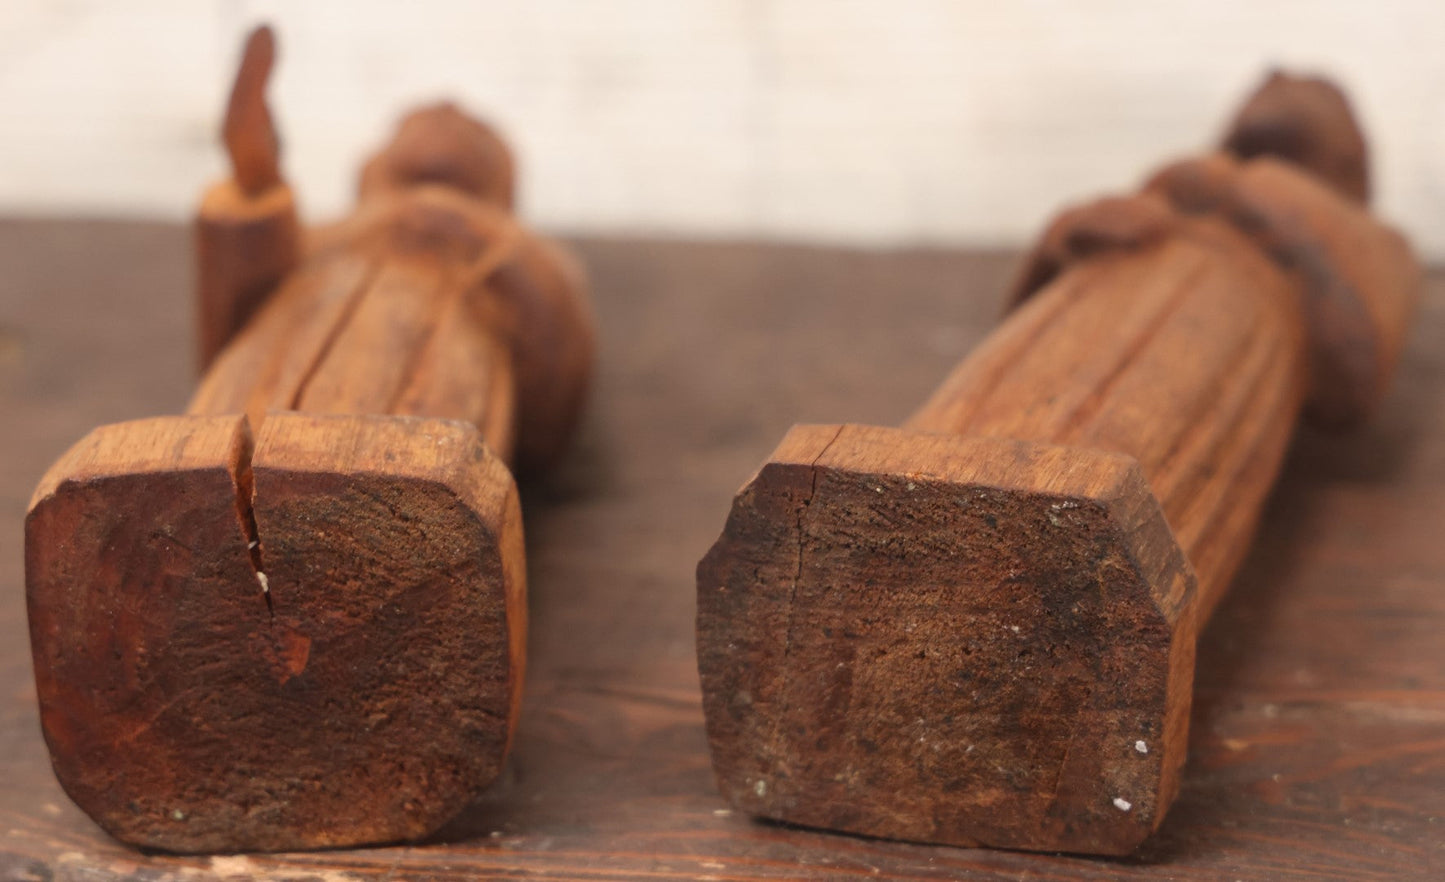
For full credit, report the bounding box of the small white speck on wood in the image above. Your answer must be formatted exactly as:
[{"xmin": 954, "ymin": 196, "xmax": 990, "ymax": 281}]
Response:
[
  {"xmin": 1113, "ymin": 797, "xmax": 1132, "ymax": 811},
  {"xmin": 1135, "ymin": 739, "xmax": 1149, "ymax": 754},
  {"xmin": 255, "ymin": 571, "xmax": 270, "ymax": 593}
]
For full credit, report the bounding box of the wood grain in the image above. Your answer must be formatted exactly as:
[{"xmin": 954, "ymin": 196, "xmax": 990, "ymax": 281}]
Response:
[
  {"xmin": 25, "ymin": 188, "xmax": 552, "ymax": 853},
  {"xmin": 936, "ymin": 218, "xmax": 1307, "ymax": 616},
  {"xmin": 194, "ymin": 26, "xmax": 298, "ymax": 370},
  {"xmin": 22, "ymin": 31, "xmax": 592, "ymax": 851},
  {"xmin": 1144, "ymin": 155, "xmax": 1421, "ymax": 429},
  {"xmin": 697, "ymin": 114, "xmax": 1420, "ymax": 850},
  {"xmin": 2, "ymin": 222, "xmax": 1442, "ymax": 878},
  {"xmin": 698, "ymin": 424, "xmax": 1197, "ymax": 854},
  {"xmin": 194, "ymin": 180, "xmax": 299, "ymax": 370},
  {"xmin": 25, "ymin": 413, "xmax": 523, "ymax": 853}
]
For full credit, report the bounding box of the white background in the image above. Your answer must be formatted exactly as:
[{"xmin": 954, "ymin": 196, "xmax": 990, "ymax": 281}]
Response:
[{"xmin": 2, "ymin": 1, "xmax": 1442, "ymax": 257}]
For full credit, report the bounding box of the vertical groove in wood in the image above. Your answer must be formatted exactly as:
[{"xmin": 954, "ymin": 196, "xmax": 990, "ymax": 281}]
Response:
[
  {"xmin": 1173, "ymin": 336, "xmax": 1304, "ymax": 619},
  {"xmin": 294, "ymin": 262, "xmax": 450, "ymax": 415},
  {"xmin": 907, "ymin": 246, "xmax": 1204, "ymax": 439},
  {"xmin": 187, "ymin": 210, "xmax": 520, "ymax": 464},
  {"xmin": 187, "ymin": 253, "xmax": 372, "ymax": 424},
  {"xmin": 389, "ymin": 261, "xmax": 520, "ymax": 465},
  {"xmin": 908, "ymin": 227, "xmax": 1308, "ymax": 619}
]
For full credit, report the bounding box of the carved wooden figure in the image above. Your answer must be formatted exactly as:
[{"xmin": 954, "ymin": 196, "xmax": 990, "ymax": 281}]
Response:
[
  {"xmin": 26, "ymin": 27, "xmax": 593, "ymax": 853},
  {"xmin": 697, "ymin": 73, "xmax": 1419, "ymax": 855}
]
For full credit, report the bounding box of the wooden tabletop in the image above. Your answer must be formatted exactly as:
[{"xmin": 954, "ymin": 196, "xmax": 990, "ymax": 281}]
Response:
[{"xmin": 2, "ymin": 219, "xmax": 1442, "ymax": 880}]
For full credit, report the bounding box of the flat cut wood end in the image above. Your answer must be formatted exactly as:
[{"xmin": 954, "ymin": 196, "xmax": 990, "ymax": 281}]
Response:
[
  {"xmin": 696, "ymin": 424, "xmax": 1198, "ymax": 854},
  {"xmin": 26, "ymin": 412, "xmax": 524, "ymax": 852},
  {"xmin": 199, "ymin": 178, "xmax": 297, "ymax": 221}
]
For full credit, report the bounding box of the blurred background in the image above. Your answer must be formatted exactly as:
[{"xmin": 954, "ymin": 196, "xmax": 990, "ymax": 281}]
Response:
[{"xmin": 1, "ymin": 0, "xmax": 1443, "ymax": 257}]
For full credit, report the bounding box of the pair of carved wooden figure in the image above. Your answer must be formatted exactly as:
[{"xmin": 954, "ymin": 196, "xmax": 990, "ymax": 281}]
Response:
[{"xmin": 26, "ymin": 27, "xmax": 1420, "ymax": 856}]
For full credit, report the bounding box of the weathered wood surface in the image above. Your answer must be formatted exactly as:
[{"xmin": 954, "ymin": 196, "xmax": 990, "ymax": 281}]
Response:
[
  {"xmin": 25, "ymin": 412, "xmax": 524, "ymax": 854},
  {"xmin": 696, "ymin": 176, "xmax": 1419, "ymax": 853},
  {"xmin": 698, "ymin": 74, "xmax": 1422, "ymax": 855},
  {"xmin": 194, "ymin": 26, "xmax": 297, "ymax": 371},
  {"xmin": 21, "ymin": 24, "xmax": 597, "ymax": 852},
  {"xmin": 3, "ymin": 220, "xmax": 1443, "ymax": 878}
]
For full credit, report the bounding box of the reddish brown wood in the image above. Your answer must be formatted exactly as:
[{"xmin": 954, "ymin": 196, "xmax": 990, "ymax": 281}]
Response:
[
  {"xmin": 1143, "ymin": 154, "xmax": 1419, "ymax": 429},
  {"xmin": 919, "ymin": 212, "xmax": 1310, "ymax": 623},
  {"xmin": 358, "ymin": 103, "xmax": 516, "ymax": 210},
  {"xmin": 1221, "ymin": 69, "xmax": 1370, "ymax": 204},
  {"xmin": 26, "ymin": 414, "xmax": 524, "ymax": 853},
  {"xmin": 221, "ymin": 26, "xmax": 283, "ymax": 196},
  {"xmin": 698, "ymin": 76, "xmax": 1421, "ymax": 855},
  {"xmin": 24, "ymin": 28, "xmax": 590, "ymax": 853},
  {"xmin": 1006, "ymin": 70, "xmax": 1374, "ymax": 317},
  {"xmin": 195, "ymin": 26, "xmax": 300, "ymax": 370},
  {"xmin": 195, "ymin": 182, "xmax": 300, "ymax": 371},
  {"xmin": 2, "ymin": 224, "xmax": 1442, "ymax": 879}
]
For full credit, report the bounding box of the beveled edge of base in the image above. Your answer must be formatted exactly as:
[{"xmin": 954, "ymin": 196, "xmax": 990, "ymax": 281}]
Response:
[
  {"xmin": 699, "ymin": 423, "xmax": 1199, "ymax": 855},
  {"xmin": 25, "ymin": 411, "xmax": 526, "ymax": 853}
]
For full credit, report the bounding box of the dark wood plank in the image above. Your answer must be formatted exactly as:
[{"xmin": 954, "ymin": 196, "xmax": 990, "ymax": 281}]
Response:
[{"xmin": 1, "ymin": 218, "xmax": 1442, "ymax": 879}]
